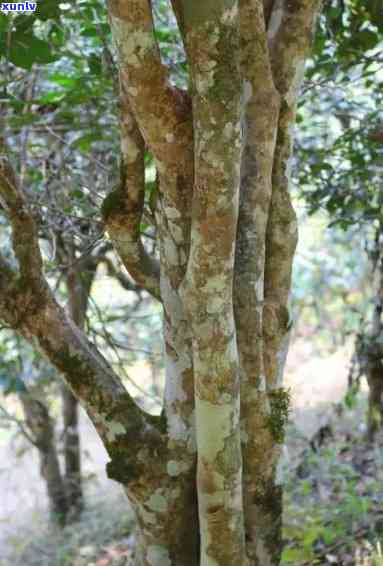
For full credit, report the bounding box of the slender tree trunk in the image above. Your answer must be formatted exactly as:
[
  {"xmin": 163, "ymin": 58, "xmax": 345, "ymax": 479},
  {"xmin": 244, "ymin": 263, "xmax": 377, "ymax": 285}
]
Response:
[
  {"xmin": 180, "ymin": 5, "xmax": 249, "ymax": 563},
  {"xmin": 62, "ymin": 252, "xmax": 97, "ymax": 518},
  {"xmin": 20, "ymin": 393, "xmax": 68, "ymax": 525},
  {"xmin": 103, "ymin": 74, "xmax": 199, "ymax": 563},
  {"xmin": 61, "ymin": 385, "xmax": 83, "ymax": 517},
  {"xmin": 367, "ymin": 371, "xmax": 383, "ymax": 441},
  {"xmin": 366, "ymin": 234, "xmax": 383, "ymax": 441}
]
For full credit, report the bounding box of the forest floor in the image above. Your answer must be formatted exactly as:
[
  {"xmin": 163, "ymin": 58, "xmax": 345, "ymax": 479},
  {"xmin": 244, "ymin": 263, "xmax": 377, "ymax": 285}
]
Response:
[
  {"xmin": 283, "ymin": 394, "xmax": 383, "ymax": 565},
  {"xmin": 2, "ymin": 340, "xmax": 382, "ymax": 565}
]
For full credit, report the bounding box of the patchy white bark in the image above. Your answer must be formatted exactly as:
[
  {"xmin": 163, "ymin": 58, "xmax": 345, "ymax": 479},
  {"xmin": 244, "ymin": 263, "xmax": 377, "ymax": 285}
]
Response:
[
  {"xmin": 180, "ymin": 3, "xmax": 249, "ymax": 564},
  {"xmin": 0, "ymin": 1, "xmax": 323, "ymax": 563}
]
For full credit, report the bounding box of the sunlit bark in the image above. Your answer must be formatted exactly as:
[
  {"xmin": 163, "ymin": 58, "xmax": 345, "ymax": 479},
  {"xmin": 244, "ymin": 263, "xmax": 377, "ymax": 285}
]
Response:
[{"xmin": 0, "ymin": 0, "xmax": 322, "ymax": 563}]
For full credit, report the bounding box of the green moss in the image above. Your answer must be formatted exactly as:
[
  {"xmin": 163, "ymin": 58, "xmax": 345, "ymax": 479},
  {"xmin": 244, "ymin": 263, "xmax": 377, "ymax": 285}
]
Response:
[
  {"xmin": 101, "ymin": 186, "xmax": 125, "ymax": 221},
  {"xmin": 266, "ymin": 388, "xmax": 291, "ymax": 444},
  {"xmin": 106, "ymin": 450, "xmax": 140, "ymax": 484},
  {"xmin": 55, "ymin": 346, "xmax": 91, "ymax": 386},
  {"xmin": 251, "ymin": 482, "xmax": 283, "ymax": 561}
]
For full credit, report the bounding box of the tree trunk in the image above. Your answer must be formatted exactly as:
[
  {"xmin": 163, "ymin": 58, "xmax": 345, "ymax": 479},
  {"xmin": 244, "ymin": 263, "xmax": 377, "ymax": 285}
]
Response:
[
  {"xmin": 61, "ymin": 250, "xmax": 97, "ymax": 518},
  {"xmin": 367, "ymin": 368, "xmax": 383, "ymax": 441},
  {"xmin": 0, "ymin": 1, "xmax": 322, "ymax": 563},
  {"xmin": 61, "ymin": 385, "xmax": 83, "ymax": 517},
  {"xmin": 124, "ymin": 478, "xmax": 199, "ymax": 566},
  {"xmin": 20, "ymin": 393, "xmax": 68, "ymax": 525},
  {"xmin": 365, "ymin": 233, "xmax": 383, "ymax": 441}
]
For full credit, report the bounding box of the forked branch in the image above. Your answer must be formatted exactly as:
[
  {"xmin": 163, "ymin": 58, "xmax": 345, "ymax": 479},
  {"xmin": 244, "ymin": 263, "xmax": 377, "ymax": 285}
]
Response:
[{"xmin": 102, "ymin": 90, "xmax": 161, "ymax": 300}]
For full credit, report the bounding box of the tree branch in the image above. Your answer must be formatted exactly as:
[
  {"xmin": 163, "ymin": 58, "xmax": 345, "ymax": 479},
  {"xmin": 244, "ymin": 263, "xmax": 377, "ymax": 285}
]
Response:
[
  {"xmin": 0, "ymin": 254, "xmax": 20, "ymax": 327},
  {"xmin": 0, "ymin": 137, "xmax": 43, "ymax": 284},
  {"xmin": 102, "ymin": 92, "xmax": 161, "ymax": 300},
  {"xmin": 263, "ymin": 0, "xmax": 275, "ymax": 25},
  {"xmin": 98, "ymin": 254, "xmax": 141, "ymax": 293},
  {"xmin": 235, "ymin": 3, "xmax": 282, "ymax": 560},
  {"xmin": 264, "ymin": 0, "xmax": 321, "ymax": 389},
  {"xmin": 0, "ymin": 138, "xmax": 164, "ymax": 455},
  {"xmin": 170, "ymin": 0, "xmax": 187, "ymax": 44},
  {"xmin": 106, "ymin": 0, "xmax": 193, "ymax": 173},
  {"xmin": 181, "ymin": 4, "xmax": 248, "ymax": 563},
  {"xmin": 269, "ymin": 0, "xmax": 321, "ymax": 96}
]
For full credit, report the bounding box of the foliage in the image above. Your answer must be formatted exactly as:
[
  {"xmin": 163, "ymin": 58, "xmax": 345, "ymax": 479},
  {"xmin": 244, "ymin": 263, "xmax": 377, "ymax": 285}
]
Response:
[
  {"xmin": 296, "ymin": 0, "xmax": 383, "ymax": 231},
  {"xmin": 0, "ymin": 332, "xmax": 56, "ymax": 396},
  {"xmin": 291, "ymin": 0, "xmax": 383, "ymax": 360},
  {"xmin": 0, "ymin": 0, "xmax": 381, "ymax": 561},
  {"xmin": 283, "ymin": 396, "xmax": 383, "ymax": 565}
]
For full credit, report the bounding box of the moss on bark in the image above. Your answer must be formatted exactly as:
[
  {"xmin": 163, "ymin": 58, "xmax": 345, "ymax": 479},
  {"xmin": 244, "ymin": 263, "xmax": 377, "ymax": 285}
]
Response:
[{"xmin": 266, "ymin": 387, "xmax": 290, "ymax": 444}]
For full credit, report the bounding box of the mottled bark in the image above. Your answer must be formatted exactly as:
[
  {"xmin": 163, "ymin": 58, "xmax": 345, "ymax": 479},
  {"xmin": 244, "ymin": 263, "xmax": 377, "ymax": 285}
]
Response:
[
  {"xmin": 20, "ymin": 392, "xmax": 68, "ymax": 524},
  {"xmin": 0, "ymin": 135, "xmax": 165, "ymax": 475},
  {"xmin": 180, "ymin": 3, "xmax": 248, "ymax": 564},
  {"xmin": 232, "ymin": 1, "xmax": 320, "ymax": 563},
  {"xmin": 102, "ymin": 92, "xmax": 160, "ymax": 300},
  {"xmin": 0, "ymin": 0, "xmax": 323, "ymax": 563},
  {"xmin": 236, "ymin": 2, "xmax": 281, "ymax": 563},
  {"xmin": 107, "ymin": 0, "xmax": 192, "ymax": 173},
  {"xmin": 104, "ymin": 3, "xmax": 199, "ymax": 563}
]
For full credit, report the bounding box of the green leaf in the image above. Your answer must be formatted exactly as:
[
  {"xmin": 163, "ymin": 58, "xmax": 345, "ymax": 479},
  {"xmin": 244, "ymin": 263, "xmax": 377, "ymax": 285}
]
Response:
[
  {"xmin": 49, "ymin": 74, "xmax": 77, "ymax": 88},
  {"xmin": 282, "ymin": 547, "xmax": 306, "ymax": 563},
  {"xmin": 357, "ymin": 30, "xmax": 379, "ymax": 51},
  {"xmin": 6, "ymin": 32, "xmax": 57, "ymax": 69},
  {"xmin": 8, "ymin": 112, "xmax": 39, "ymax": 128},
  {"xmin": 0, "ymin": 14, "xmax": 9, "ymax": 33},
  {"xmin": 72, "ymin": 132, "xmax": 101, "ymax": 152},
  {"xmin": 88, "ymin": 53, "xmax": 102, "ymax": 75}
]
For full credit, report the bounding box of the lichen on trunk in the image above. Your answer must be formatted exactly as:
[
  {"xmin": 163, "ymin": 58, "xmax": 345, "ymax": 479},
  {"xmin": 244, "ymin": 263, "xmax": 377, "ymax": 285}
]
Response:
[{"xmin": 0, "ymin": 1, "xmax": 323, "ymax": 563}]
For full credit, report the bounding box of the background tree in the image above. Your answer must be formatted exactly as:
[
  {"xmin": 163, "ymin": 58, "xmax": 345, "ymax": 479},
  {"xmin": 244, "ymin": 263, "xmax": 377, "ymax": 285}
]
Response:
[
  {"xmin": 297, "ymin": 0, "xmax": 383, "ymax": 440},
  {"xmin": 0, "ymin": 333, "xmax": 69, "ymax": 523}
]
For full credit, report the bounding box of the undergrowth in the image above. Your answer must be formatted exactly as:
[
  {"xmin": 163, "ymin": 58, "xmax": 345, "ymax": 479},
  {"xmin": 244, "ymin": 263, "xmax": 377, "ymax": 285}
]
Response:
[
  {"xmin": 282, "ymin": 395, "xmax": 383, "ymax": 565},
  {"xmin": 3, "ymin": 393, "xmax": 383, "ymax": 565},
  {"xmin": 2, "ymin": 483, "xmax": 134, "ymax": 566}
]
